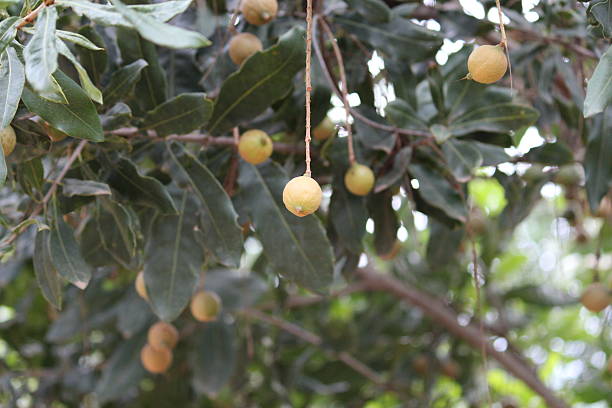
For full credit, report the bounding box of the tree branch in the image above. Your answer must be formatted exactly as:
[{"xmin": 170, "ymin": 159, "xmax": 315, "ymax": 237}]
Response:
[
  {"xmin": 241, "ymin": 308, "xmax": 403, "ymax": 394},
  {"xmin": 355, "ymin": 266, "xmax": 569, "ymax": 408}
]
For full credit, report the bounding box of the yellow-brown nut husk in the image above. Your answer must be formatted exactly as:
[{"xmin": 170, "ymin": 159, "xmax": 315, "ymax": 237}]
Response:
[
  {"xmin": 135, "ymin": 271, "xmax": 148, "ymax": 301},
  {"xmin": 580, "ymin": 282, "xmax": 611, "ymax": 312},
  {"xmin": 140, "ymin": 344, "xmax": 173, "ymax": 374},
  {"xmin": 313, "ymin": 116, "xmax": 336, "ymax": 141},
  {"xmin": 147, "ymin": 322, "xmax": 179, "ymax": 350},
  {"xmin": 1, "ymin": 125, "xmax": 16, "ymax": 157},
  {"xmin": 344, "ymin": 163, "xmax": 375, "ymax": 196},
  {"xmin": 282, "ymin": 175, "xmax": 322, "ymax": 217},
  {"xmin": 228, "ymin": 32, "xmax": 263, "ymax": 65},
  {"xmin": 190, "ymin": 291, "xmax": 222, "ymax": 322},
  {"xmin": 467, "ymin": 44, "xmax": 508, "ymax": 84},
  {"xmin": 238, "ymin": 129, "xmax": 273, "ymax": 165},
  {"xmin": 240, "ymin": 0, "xmax": 278, "ymax": 25}
]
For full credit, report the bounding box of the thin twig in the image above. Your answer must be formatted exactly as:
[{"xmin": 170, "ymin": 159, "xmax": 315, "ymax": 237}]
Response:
[
  {"xmin": 16, "ymin": 0, "xmax": 54, "ymax": 30},
  {"xmin": 494, "ymin": 0, "xmax": 513, "ymax": 92},
  {"xmin": 311, "ymin": 16, "xmax": 431, "ymax": 139},
  {"xmin": 356, "ymin": 267, "xmax": 569, "ymax": 408},
  {"xmin": 319, "ymin": 18, "xmax": 355, "ymax": 165},
  {"xmin": 304, "ymin": 0, "xmax": 313, "ymax": 177},
  {"xmin": 242, "ymin": 309, "xmax": 396, "ymax": 390}
]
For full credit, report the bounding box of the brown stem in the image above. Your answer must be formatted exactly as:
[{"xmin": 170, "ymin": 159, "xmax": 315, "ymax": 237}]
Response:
[
  {"xmin": 355, "ymin": 267, "xmax": 569, "ymax": 408},
  {"xmin": 242, "ymin": 309, "xmax": 397, "ymax": 391},
  {"xmin": 16, "ymin": 0, "xmax": 54, "ymax": 30},
  {"xmin": 312, "ymin": 16, "xmax": 431, "ymax": 139},
  {"xmin": 319, "ymin": 18, "xmax": 355, "ymax": 165},
  {"xmin": 304, "ymin": 0, "xmax": 314, "ymax": 177}
]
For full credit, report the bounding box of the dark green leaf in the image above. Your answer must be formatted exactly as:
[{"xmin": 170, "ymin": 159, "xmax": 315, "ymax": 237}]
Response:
[
  {"xmin": 57, "ymin": 39, "xmax": 103, "ymax": 104},
  {"xmin": 334, "ymin": 14, "xmax": 442, "ymax": 62},
  {"xmin": 116, "ymin": 291, "xmax": 154, "ymax": 338},
  {"xmin": 441, "ymin": 139, "xmax": 483, "ymax": 182},
  {"xmin": 77, "ymin": 25, "xmax": 107, "ymax": 86},
  {"xmin": 584, "ymin": 44, "xmax": 611, "ymax": 118},
  {"xmin": 103, "ymin": 59, "xmax": 148, "ymax": 107},
  {"xmin": 345, "ymin": 0, "xmax": 391, "ymax": 23},
  {"xmin": 330, "ymin": 179, "xmax": 368, "ymax": 254},
  {"xmin": 144, "ymin": 193, "xmax": 204, "ymax": 321},
  {"xmin": 0, "ymin": 47, "xmax": 25, "ymax": 128},
  {"xmin": 525, "ymin": 142, "xmax": 574, "ymax": 166},
  {"xmin": 208, "ymin": 27, "xmax": 305, "ymax": 134},
  {"xmin": 587, "ymin": 0, "xmax": 611, "ymax": 39},
  {"xmin": 204, "ymin": 269, "xmax": 267, "ymax": 311},
  {"xmin": 189, "ymin": 321, "xmax": 236, "ymax": 395},
  {"xmin": 48, "ymin": 201, "xmax": 92, "ymax": 289},
  {"xmin": 368, "ymin": 190, "xmax": 399, "ymax": 256},
  {"xmin": 409, "ymin": 162, "xmax": 467, "ymax": 222},
  {"xmin": 237, "ymin": 162, "xmax": 334, "ymax": 292},
  {"xmin": 168, "ymin": 144, "xmax": 242, "ymax": 268},
  {"xmin": 62, "ymin": 178, "xmax": 112, "ymax": 197},
  {"xmin": 470, "ymin": 141, "xmax": 510, "ymax": 166},
  {"xmin": 111, "ymin": 0, "xmax": 210, "ymax": 49},
  {"xmin": 21, "ymin": 71, "xmax": 104, "ymax": 142},
  {"xmin": 96, "ymin": 334, "xmax": 146, "ymax": 403},
  {"xmin": 116, "ymin": 28, "xmax": 167, "ymax": 111},
  {"xmin": 385, "ymin": 98, "xmax": 428, "ymax": 131},
  {"xmin": 426, "ymin": 220, "xmax": 464, "ymax": 268},
  {"xmin": 101, "ymin": 102, "xmax": 132, "ymax": 130},
  {"xmin": 375, "ymin": 146, "xmax": 412, "ymax": 193},
  {"xmin": 450, "ymin": 103, "xmax": 539, "ymax": 136},
  {"xmin": 16, "ymin": 157, "xmax": 44, "ymax": 198},
  {"xmin": 107, "ymin": 158, "xmax": 176, "ymax": 213},
  {"xmin": 144, "ymin": 93, "xmax": 213, "ymax": 137},
  {"xmin": 33, "ymin": 229, "xmax": 63, "ymax": 309},
  {"xmin": 354, "ymin": 106, "xmax": 395, "ymax": 153},
  {"xmin": 584, "ymin": 108, "xmax": 612, "ymax": 211}
]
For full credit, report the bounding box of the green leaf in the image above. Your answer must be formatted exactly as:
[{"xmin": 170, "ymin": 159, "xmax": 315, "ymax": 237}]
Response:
[
  {"xmin": 56, "ymin": 29, "xmax": 103, "ymax": 50},
  {"xmin": 95, "ymin": 334, "xmax": 146, "ymax": 403},
  {"xmin": 587, "ymin": 0, "xmax": 611, "ymax": 39},
  {"xmin": 330, "ymin": 179, "xmax": 368, "ymax": 254},
  {"xmin": 430, "ymin": 124, "xmax": 451, "ymax": 143},
  {"xmin": 168, "ymin": 144, "xmax": 243, "ymax": 268},
  {"xmin": 584, "ymin": 45, "xmax": 612, "ymax": 118},
  {"xmin": 0, "ymin": 17, "xmax": 19, "ymax": 57},
  {"xmin": 385, "ymin": 98, "xmax": 428, "ymax": 131},
  {"xmin": 24, "ymin": 7, "xmax": 63, "ymax": 98},
  {"xmin": 334, "ymin": 14, "xmax": 443, "ymax": 62},
  {"xmin": 76, "ymin": 25, "xmax": 107, "ymax": 86},
  {"xmin": 441, "ymin": 139, "xmax": 483, "ymax": 182},
  {"xmin": 144, "ymin": 193, "xmax": 204, "ymax": 321},
  {"xmin": 21, "ymin": 71, "xmax": 104, "ymax": 141},
  {"xmin": 102, "ymin": 59, "xmax": 148, "ymax": 107},
  {"xmin": 0, "ymin": 47, "xmax": 25, "ymax": 129},
  {"xmin": 237, "ymin": 162, "xmax": 334, "ymax": 293},
  {"xmin": 584, "ymin": 108, "xmax": 612, "ymax": 211},
  {"xmin": 345, "ymin": 0, "xmax": 391, "ymax": 23},
  {"xmin": 449, "ymin": 103, "xmax": 539, "ymax": 136},
  {"xmin": 107, "ymin": 158, "xmax": 176, "ymax": 214},
  {"xmin": 33, "ymin": 229, "xmax": 63, "ymax": 309},
  {"xmin": 368, "ymin": 190, "xmax": 400, "ymax": 256},
  {"xmin": 144, "ymin": 93, "xmax": 213, "ymax": 137},
  {"xmin": 426, "ymin": 219, "xmax": 464, "ymax": 268},
  {"xmin": 110, "ymin": 0, "xmax": 210, "ymax": 49},
  {"xmin": 116, "ymin": 28, "xmax": 167, "ymax": 111},
  {"xmin": 189, "ymin": 321, "xmax": 236, "ymax": 395},
  {"xmin": 204, "ymin": 269, "xmax": 267, "ymax": 311},
  {"xmin": 525, "ymin": 142, "xmax": 574, "ymax": 166},
  {"xmin": 57, "ymin": 39, "xmax": 103, "ymax": 104},
  {"xmin": 62, "ymin": 178, "xmax": 111, "ymax": 197},
  {"xmin": 57, "ymin": 0, "xmax": 193, "ymax": 28},
  {"xmin": 471, "ymin": 141, "xmax": 510, "ymax": 166},
  {"xmin": 16, "ymin": 157, "xmax": 44, "ymax": 198},
  {"xmin": 101, "ymin": 102, "xmax": 132, "ymax": 130},
  {"xmin": 48, "ymin": 201, "xmax": 92, "ymax": 289},
  {"xmin": 208, "ymin": 27, "xmax": 305, "ymax": 134},
  {"xmin": 374, "ymin": 146, "xmax": 412, "ymax": 193},
  {"xmin": 409, "ymin": 162, "xmax": 467, "ymax": 222}
]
